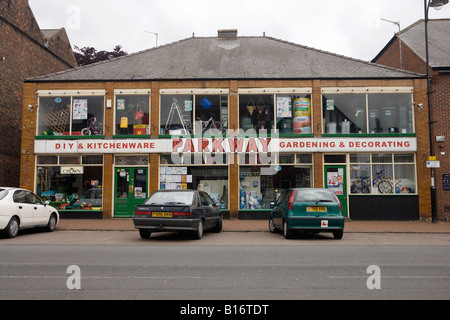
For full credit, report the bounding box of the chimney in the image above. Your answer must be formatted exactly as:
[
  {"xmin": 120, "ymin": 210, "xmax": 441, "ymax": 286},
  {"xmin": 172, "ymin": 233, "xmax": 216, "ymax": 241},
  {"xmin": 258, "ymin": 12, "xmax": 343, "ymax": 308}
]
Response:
[{"xmin": 218, "ymin": 29, "xmax": 238, "ymax": 39}]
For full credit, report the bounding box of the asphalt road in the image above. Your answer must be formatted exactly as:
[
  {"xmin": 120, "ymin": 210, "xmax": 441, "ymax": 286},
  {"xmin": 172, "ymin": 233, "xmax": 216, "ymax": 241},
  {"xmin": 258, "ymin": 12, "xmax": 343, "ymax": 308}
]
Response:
[{"xmin": 1, "ymin": 231, "xmax": 449, "ymax": 301}]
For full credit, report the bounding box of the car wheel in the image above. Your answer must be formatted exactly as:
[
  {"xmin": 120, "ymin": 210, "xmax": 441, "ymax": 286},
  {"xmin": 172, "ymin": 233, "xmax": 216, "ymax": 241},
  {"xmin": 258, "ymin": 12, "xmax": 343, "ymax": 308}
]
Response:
[
  {"xmin": 46, "ymin": 214, "xmax": 57, "ymax": 232},
  {"xmin": 333, "ymin": 229, "xmax": 344, "ymax": 240},
  {"xmin": 6, "ymin": 217, "xmax": 19, "ymax": 238},
  {"xmin": 283, "ymin": 220, "xmax": 294, "ymax": 239},
  {"xmin": 139, "ymin": 229, "xmax": 152, "ymax": 239},
  {"xmin": 212, "ymin": 216, "xmax": 222, "ymax": 233},
  {"xmin": 193, "ymin": 220, "xmax": 204, "ymax": 239},
  {"xmin": 269, "ymin": 218, "xmax": 277, "ymax": 233}
]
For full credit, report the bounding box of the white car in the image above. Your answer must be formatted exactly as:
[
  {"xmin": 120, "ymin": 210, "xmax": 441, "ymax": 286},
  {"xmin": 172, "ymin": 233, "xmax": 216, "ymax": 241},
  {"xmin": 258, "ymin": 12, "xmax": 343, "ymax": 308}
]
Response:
[{"xmin": 0, "ymin": 188, "xmax": 59, "ymax": 238}]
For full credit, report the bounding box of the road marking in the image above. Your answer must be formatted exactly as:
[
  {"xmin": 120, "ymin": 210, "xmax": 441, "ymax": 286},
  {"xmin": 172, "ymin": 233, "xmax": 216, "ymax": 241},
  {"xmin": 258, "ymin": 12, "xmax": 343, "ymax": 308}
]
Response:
[
  {"xmin": 329, "ymin": 276, "xmax": 450, "ymax": 279},
  {"xmin": 0, "ymin": 276, "xmax": 202, "ymax": 279}
]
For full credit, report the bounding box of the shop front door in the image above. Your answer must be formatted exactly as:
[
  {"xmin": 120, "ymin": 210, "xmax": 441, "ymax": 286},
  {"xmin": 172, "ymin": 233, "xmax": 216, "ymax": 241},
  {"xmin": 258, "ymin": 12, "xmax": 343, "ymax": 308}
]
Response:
[
  {"xmin": 324, "ymin": 165, "xmax": 348, "ymax": 217},
  {"xmin": 114, "ymin": 167, "xmax": 148, "ymax": 217}
]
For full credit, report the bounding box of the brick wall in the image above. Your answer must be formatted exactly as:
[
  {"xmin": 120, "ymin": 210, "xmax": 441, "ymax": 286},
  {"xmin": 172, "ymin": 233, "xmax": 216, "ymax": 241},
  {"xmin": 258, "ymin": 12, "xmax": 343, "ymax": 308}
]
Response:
[
  {"xmin": 374, "ymin": 37, "xmax": 450, "ymax": 221},
  {"xmin": 432, "ymin": 72, "xmax": 450, "ymax": 220},
  {"xmin": 0, "ymin": 0, "xmax": 77, "ymax": 187}
]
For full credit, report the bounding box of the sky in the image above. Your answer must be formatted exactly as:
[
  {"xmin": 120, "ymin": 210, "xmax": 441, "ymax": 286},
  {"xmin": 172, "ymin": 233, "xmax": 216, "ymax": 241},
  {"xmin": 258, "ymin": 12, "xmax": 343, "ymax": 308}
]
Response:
[{"xmin": 29, "ymin": 0, "xmax": 450, "ymax": 62}]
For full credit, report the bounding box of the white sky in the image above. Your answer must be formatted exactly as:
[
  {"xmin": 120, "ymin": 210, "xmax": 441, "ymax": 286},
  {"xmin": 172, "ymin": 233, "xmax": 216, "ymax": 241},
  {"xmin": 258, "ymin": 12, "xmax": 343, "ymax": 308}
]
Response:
[{"xmin": 29, "ymin": 0, "xmax": 450, "ymax": 61}]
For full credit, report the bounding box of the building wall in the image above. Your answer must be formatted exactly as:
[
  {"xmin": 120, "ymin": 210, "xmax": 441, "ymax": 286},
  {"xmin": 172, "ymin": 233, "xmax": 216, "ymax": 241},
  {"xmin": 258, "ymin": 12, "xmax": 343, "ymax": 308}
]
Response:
[
  {"xmin": 22, "ymin": 78, "xmax": 431, "ymax": 220},
  {"xmin": 432, "ymin": 71, "xmax": 450, "ymax": 220},
  {"xmin": 0, "ymin": 0, "xmax": 77, "ymax": 187},
  {"xmin": 374, "ymin": 37, "xmax": 450, "ymax": 221}
]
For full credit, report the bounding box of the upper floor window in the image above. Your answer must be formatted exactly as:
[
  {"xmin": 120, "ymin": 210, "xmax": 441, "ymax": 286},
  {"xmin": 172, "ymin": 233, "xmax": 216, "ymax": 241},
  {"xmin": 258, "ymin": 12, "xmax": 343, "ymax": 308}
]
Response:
[
  {"xmin": 238, "ymin": 90, "xmax": 312, "ymax": 135},
  {"xmin": 160, "ymin": 90, "xmax": 229, "ymax": 136},
  {"xmin": 115, "ymin": 93, "xmax": 150, "ymax": 136},
  {"xmin": 37, "ymin": 91, "xmax": 105, "ymax": 137},
  {"xmin": 322, "ymin": 89, "xmax": 414, "ymax": 135}
]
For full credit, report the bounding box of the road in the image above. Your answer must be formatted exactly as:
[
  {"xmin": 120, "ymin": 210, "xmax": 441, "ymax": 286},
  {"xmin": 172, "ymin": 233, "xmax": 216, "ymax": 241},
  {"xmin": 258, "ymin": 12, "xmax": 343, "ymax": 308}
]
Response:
[{"xmin": 0, "ymin": 230, "xmax": 449, "ymax": 301}]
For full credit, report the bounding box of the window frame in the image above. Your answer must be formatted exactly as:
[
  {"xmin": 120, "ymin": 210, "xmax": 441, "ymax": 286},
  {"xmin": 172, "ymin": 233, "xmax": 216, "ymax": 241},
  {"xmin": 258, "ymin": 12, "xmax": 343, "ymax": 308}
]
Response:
[
  {"xmin": 37, "ymin": 90, "xmax": 106, "ymax": 137},
  {"xmin": 113, "ymin": 89, "xmax": 151, "ymax": 137},
  {"xmin": 237, "ymin": 88, "xmax": 313, "ymax": 136},
  {"xmin": 321, "ymin": 87, "xmax": 415, "ymax": 136}
]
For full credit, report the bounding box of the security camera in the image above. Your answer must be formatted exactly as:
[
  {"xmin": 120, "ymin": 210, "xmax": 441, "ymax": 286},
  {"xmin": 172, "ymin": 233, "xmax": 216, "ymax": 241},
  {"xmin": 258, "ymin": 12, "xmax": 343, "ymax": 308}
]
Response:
[
  {"xmin": 27, "ymin": 105, "xmax": 34, "ymax": 111},
  {"xmin": 417, "ymin": 103, "xmax": 423, "ymax": 111}
]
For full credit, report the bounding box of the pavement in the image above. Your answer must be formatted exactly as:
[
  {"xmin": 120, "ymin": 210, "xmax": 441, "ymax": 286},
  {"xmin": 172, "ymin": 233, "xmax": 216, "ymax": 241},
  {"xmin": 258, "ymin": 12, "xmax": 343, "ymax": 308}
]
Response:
[{"xmin": 57, "ymin": 218, "xmax": 450, "ymax": 233}]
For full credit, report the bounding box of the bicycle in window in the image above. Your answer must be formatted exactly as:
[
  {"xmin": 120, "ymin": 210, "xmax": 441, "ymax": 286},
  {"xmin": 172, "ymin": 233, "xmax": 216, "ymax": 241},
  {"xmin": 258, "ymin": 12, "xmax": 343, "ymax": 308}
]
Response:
[{"xmin": 351, "ymin": 170, "xmax": 393, "ymax": 194}]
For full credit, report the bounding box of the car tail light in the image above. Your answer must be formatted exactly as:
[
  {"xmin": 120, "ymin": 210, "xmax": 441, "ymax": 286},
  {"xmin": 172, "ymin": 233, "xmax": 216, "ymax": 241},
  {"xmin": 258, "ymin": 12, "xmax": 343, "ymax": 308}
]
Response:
[
  {"xmin": 288, "ymin": 191, "xmax": 295, "ymax": 210},
  {"xmin": 173, "ymin": 212, "xmax": 193, "ymax": 217},
  {"xmin": 135, "ymin": 210, "xmax": 152, "ymax": 216},
  {"xmin": 331, "ymin": 192, "xmax": 342, "ymax": 210}
]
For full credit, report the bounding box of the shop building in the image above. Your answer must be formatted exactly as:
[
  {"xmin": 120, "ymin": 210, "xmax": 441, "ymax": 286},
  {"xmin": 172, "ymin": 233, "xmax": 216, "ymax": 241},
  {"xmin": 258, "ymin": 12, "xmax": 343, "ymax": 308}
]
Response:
[
  {"xmin": 373, "ymin": 19, "xmax": 450, "ymax": 221},
  {"xmin": 21, "ymin": 30, "xmax": 433, "ymax": 220}
]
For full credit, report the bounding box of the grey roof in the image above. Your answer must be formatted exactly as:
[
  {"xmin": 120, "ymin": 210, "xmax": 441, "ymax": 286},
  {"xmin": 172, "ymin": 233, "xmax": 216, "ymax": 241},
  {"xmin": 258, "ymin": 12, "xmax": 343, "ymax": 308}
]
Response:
[
  {"xmin": 29, "ymin": 36, "xmax": 423, "ymax": 82},
  {"xmin": 397, "ymin": 19, "xmax": 450, "ymax": 68}
]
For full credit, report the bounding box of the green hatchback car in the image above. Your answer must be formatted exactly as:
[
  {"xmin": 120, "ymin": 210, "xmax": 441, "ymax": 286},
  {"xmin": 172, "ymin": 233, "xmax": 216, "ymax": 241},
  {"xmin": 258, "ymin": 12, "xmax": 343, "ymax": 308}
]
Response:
[{"xmin": 269, "ymin": 188, "xmax": 345, "ymax": 239}]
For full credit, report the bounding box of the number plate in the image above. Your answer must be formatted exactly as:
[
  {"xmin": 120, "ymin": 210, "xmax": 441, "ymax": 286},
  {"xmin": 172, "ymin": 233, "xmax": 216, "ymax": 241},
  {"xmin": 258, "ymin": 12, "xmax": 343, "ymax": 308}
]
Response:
[
  {"xmin": 152, "ymin": 212, "xmax": 173, "ymax": 218},
  {"xmin": 306, "ymin": 207, "xmax": 327, "ymax": 212}
]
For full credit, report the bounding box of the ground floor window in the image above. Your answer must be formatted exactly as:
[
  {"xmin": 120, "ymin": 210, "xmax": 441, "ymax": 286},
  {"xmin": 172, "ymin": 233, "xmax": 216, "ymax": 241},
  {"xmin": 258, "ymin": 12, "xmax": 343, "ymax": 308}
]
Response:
[
  {"xmin": 349, "ymin": 153, "xmax": 416, "ymax": 194},
  {"xmin": 36, "ymin": 155, "xmax": 103, "ymax": 211},
  {"xmin": 160, "ymin": 155, "xmax": 229, "ymax": 209},
  {"xmin": 239, "ymin": 153, "xmax": 313, "ymax": 209}
]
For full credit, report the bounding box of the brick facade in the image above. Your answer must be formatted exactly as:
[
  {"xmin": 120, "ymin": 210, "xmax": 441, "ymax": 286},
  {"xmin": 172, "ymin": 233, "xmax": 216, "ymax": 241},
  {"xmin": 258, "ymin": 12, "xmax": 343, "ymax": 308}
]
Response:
[
  {"xmin": 21, "ymin": 78, "xmax": 432, "ymax": 220},
  {"xmin": 374, "ymin": 37, "xmax": 450, "ymax": 221},
  {"xmin": 0, "ymin": 0, "xmax": 77, "ymax": 187}
]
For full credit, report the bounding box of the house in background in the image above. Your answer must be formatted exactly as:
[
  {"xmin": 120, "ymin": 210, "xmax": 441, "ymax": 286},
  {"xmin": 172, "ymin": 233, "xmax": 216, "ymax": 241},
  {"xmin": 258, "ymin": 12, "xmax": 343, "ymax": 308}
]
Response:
[
  {"xmin": 0, "ymin": 0, "xmax": 77, "ymax": 187},
  {"xmin": 373, "ymin": 19, "xmax": 450, "ymax": 221}
]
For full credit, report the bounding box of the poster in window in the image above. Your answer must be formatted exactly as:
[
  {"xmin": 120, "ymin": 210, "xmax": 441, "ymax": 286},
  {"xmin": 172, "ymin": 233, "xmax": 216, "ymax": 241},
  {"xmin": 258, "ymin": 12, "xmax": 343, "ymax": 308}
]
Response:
[
  {"xmin": 185, "ymin": 100, "xmax": 193, "ymax": 111},
  {"xmin": 277, "ymin": 96, "xmax": 292, "ymax": 118},
  {"xmin": 73, "ymin": 99, "xmax": 88, "ymax": 120},
  {"xmin": 117, "ymin": 99, "xmax": 125, "ymax": 111}
]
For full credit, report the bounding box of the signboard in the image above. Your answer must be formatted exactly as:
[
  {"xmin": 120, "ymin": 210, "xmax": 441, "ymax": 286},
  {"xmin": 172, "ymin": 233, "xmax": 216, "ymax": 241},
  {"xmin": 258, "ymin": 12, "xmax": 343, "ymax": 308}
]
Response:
[
  {"xmin": 61, "ymin": 166, "xmax": 84, "ymax": 174},
  {"xmin": 35, "ymin": 137, "xmax": 417, "ymax": 154},
  {"xmin": 443, "ymin": 174, "xmax": 450, "ymax": 191},
  {"xmin": 427, "ymin": 161, "xmax": 440, "ymax": 168}
]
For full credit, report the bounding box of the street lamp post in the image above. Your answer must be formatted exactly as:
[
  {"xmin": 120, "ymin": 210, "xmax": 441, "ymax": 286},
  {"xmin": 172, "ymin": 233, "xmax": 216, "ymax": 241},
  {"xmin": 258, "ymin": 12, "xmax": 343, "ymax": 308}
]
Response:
[{"xmin": 424, "ymin": 0, "xmax": 448, "ymax": 223}]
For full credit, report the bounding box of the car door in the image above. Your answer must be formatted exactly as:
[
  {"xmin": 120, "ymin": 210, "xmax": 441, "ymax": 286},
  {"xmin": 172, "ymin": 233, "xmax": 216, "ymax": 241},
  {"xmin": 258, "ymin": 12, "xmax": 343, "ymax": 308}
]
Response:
[
  {"xmin": 13, "ymin": 190, "xmax": 34, "ymax": 227},
  {"xmin": 272, "ymin": 191, "xmax": 289, "ymax": 229},
  {"xmin": 26, "ymin": 191, "xmax": 49, "ymax": 226},
  {"xmin": 199, "ymin": 192, "xmax": 215, "ymax": 229}
]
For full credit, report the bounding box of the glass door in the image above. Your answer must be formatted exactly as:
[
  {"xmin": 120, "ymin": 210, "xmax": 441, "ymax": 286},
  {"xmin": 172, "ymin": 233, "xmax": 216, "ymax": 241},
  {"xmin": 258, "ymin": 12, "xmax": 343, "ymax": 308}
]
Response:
[
  {"xmin": 324, "ymin": 165, "xmax": 348, "ymax": 217},
  {"xmin": 114, "ymin": 167, "xmax": 148, "ymax": 217}
]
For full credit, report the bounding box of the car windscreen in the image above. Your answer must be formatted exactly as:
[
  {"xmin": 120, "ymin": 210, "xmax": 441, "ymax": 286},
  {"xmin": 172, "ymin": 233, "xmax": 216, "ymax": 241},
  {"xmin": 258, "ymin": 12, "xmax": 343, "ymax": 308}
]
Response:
[
  {"xmin": 295, "ymin": 190, "xmax": 336, "ymax": 203},
  {"xmin": 145, "ymin": 191, "xmax": 194, "ymax": 205},
  {"xmin": 0, "ymin": 189, "xmax": 8, "ymax": 201}
]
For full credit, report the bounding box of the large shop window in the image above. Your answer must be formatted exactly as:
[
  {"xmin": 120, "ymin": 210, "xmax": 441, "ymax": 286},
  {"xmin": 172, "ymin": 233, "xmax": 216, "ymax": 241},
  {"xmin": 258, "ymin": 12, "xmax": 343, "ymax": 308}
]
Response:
[
  {"xmin": 239, "ymin": 154, "xmax": 313, "ymax": 209},
  {"xmin": 38, "ymin": 96, "xmax": 105, "ymax": 136},
  {"xmin": 323, "ymin": 92, "xmax": 413, "ymax": 134},
  {"xmin": 115, "ymin": 94, "xmax": 150, "ymax": 136},
  {"xmin": 160, "ymin": 94, "xmax": 229, "ymax": 135},
  {"xmin": 160, "ymin": 155, "xmax": 229, "ymax": 209},
  {"xmin": 36, "ymin": 155, "xmax": 104, "ymax": 211},
  {"xmin": 239, "ymin": 94, "xmax": 312, "ymax": 135},
  {"xmin": 349, "ymin": 153, "xmax": 416, "ymax": 195}
]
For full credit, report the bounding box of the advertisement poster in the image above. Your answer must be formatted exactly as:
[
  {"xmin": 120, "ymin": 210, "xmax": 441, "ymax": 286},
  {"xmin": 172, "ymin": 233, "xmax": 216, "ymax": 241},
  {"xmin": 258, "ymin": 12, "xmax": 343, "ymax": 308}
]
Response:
[
  {"xmin": 73, "ymin": 99, "xmax": 88, "ymax": 120},
  {"xmin": 327, "ymin": 170, "xmax": 344, "ymax": 195},
  {"xmin": 276, "ymin": 96, "xmax": 292, "ymax": 118}
]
